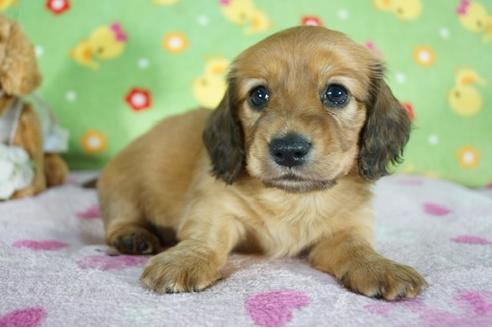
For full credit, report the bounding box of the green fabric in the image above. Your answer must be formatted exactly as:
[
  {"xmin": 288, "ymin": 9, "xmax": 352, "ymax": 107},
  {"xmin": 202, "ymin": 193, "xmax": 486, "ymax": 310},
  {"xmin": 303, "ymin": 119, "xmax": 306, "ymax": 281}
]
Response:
[{"xmin": 3, "ymin": 0, "xmax": 491, "ymax": 187}]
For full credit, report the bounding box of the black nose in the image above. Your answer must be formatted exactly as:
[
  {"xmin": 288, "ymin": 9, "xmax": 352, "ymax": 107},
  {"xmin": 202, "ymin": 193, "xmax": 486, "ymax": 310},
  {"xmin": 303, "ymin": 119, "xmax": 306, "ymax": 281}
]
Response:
[{"xmin": 269, "ymin": 133, "xmax": 312, "ymax": 168}]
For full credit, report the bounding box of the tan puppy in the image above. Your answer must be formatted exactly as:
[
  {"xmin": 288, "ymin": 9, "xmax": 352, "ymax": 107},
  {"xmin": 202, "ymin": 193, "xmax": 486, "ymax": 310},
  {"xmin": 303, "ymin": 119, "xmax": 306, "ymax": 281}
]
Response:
[{"xmin": 98, "ymin": 26, "xmax": 427, "ymax": 300}]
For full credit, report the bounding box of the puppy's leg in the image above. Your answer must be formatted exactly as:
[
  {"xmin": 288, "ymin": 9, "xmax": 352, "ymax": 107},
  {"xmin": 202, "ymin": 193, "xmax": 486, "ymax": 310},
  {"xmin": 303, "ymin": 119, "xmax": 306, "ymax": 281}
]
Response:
[
  {"xmin": 99, "ymin": 174, "xmax": 162, "ymax": 255},
  {"xmin": 309, "ymin": 230, "xmax": 427, "ymax": 300},
  {"xmin": 141, "ymin": 214, "xmax": 244, "ymax": 293}
]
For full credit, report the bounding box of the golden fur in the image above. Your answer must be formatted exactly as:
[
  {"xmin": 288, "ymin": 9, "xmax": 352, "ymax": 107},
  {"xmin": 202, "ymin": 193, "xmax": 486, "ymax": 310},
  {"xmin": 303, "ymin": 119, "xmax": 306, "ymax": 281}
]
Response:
[
  {"xmin": 0, "ymin": 15, "xmax": 68, "ymax": 199},
  {"xmin": 98, "ymin": 26, "xmax": 427, "ymax": 300}
]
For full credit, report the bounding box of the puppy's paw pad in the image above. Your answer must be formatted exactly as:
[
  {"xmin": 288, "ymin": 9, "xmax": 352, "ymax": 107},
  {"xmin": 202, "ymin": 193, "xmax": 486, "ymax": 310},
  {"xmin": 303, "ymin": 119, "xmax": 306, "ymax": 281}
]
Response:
[
  {"xmin": 341, "ymin": 259, "xmax": 427, "ymax": 301},
  {"xmin": 140, "ymin": 247, "xmax": 221, "ymax": 293}
]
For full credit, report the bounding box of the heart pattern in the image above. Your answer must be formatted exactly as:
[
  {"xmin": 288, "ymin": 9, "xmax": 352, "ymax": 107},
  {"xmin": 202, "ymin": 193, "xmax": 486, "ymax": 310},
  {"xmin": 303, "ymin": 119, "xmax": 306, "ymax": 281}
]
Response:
[
  {"xmin": 423, "ymin": 202, "xmax": 452, "ymax": 216},
  {"xmin": 0, "ymin": 307, "xmax": 46, "ymax": 327},
  {"xmin": 76, "ymin": 205, "xmax": 101, "ymax": 220},
  {"xmin": 12, "ymin": 240, "xmax": 68, "ymax": 251},
  {"xmin": 451, "ymin": 235, "xmax": 492, "ymax": 245},
  {"xmin": 77, "ymin": 255, "xmax": 148, "ymax": 270},
  {"xmin": 245, "ymin": 290, "xmax": 309, "ymax": 326},
  {"xmin": 366, "ymin": 290, "xmax": 492, "ymax": 326}
]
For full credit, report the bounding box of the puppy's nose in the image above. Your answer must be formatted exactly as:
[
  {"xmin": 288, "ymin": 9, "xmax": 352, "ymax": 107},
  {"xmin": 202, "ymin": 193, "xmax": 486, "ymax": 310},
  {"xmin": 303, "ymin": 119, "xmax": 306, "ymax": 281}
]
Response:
[{"xmin": 269, "ymin": 133, "xmax": 312, "ymax": 168}]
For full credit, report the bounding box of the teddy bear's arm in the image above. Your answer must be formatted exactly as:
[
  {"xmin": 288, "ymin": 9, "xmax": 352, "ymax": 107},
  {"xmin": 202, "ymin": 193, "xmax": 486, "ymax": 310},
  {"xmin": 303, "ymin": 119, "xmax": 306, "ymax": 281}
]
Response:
[{"xmin": 11, "ymin": 103, "xmax": 46, "ymax": 198}]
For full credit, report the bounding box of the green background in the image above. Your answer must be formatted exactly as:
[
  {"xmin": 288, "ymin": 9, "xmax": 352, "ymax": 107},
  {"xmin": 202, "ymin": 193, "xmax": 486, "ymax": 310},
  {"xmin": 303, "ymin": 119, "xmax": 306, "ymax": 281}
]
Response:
[{"xmin": 4, "ymin": 0, "xmax": 491, "ymax": 187}]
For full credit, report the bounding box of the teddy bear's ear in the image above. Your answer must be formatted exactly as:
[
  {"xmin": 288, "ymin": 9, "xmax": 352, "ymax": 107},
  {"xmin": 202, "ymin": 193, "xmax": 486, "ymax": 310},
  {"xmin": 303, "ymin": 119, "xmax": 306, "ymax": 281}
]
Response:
[{"xmin": 0, "ymin": 16, "xmax": 41, "ymax": 96}]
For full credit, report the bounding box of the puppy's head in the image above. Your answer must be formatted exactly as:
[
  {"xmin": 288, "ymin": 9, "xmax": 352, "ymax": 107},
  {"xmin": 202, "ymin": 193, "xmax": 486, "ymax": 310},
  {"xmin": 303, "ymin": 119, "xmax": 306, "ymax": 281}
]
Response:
[{"xmin": 203, "ymin": 26, "xmax": 410, "ymax": 192}]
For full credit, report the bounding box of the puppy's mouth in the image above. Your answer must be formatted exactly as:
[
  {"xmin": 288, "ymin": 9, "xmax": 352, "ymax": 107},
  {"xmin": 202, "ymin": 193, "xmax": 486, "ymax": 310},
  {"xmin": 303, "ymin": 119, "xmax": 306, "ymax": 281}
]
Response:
[{"xmin": 263, "ymin": 174, "xmax": 336, "ymax": 193}]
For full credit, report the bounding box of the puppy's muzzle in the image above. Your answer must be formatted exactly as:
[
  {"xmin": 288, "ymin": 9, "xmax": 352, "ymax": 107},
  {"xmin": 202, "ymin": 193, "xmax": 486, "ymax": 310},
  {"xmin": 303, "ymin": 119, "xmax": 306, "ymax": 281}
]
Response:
[{"xmin": 269, "ymin": 133, "xmax": 312, "ymax": 168}]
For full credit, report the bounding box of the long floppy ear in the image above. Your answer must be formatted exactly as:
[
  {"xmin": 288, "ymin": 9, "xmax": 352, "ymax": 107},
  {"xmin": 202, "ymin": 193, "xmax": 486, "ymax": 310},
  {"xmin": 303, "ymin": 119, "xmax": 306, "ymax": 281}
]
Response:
[
  {"xmin": 0, "ymin": 17, "xmax": 42, "ymax": 95},
  {"xmin": 202, "ymin": 81, "xmax": 245, "ymax": 184},
  {"xmin": 358, "ymin": 66, "xmax": 411, "ymax": 180}
]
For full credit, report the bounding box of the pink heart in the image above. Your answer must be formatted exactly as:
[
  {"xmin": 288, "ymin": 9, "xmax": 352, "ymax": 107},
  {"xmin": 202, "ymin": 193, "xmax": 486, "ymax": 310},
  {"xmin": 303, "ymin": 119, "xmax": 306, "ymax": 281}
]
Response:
[
  {"xmin": 418, "ymin": 291, "xmax": 492, "ymax": 326},
  {"xmin": 0, "ymin": 307, "xmax": 46, "ymax": 327},
  {"xmin": 486, "ymin": 182, "xmax": 492, "ymax": 189},
  {"xmin": 456, "ymin": 291, "xmax": 492, "ymax": 316},
  {"xmin": 12, "ymin": 240, "xmax": 68, "ymax": 251},
  {"xmin": 245, "ymin": 290, "xmax": 309, "ymax": 326},
  {"xmin": 77, "ymin": 255, "xmax": 148, "ymax": 270},
  {"xmin": 76, "ymin": 205, "xmax": 101, "ymax": 220},
  {"xmin": 365, "ymin": 302, "xmax": 394, "ymax": 316},
  {"xmin": 451, "ymin": 235, "xmax": 492, "ymax": 245},
  {"xmin": 423, "ymin": 202, "xmax": 451, "ymax": 216}
]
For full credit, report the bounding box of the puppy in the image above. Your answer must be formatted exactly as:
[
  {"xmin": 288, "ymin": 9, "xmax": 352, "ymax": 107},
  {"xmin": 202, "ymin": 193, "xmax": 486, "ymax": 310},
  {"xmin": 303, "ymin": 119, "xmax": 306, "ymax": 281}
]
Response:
[{"xmin": 97, "ymin": 26, "xmax": 427, "ymax": 300}]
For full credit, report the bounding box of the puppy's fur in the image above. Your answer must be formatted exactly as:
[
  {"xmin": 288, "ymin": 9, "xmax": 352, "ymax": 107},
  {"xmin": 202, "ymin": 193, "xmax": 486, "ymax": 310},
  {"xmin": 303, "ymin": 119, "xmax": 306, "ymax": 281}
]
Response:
[{"xmin": 98, "ymin": 26, "xmax": 426, "ymax": 300}]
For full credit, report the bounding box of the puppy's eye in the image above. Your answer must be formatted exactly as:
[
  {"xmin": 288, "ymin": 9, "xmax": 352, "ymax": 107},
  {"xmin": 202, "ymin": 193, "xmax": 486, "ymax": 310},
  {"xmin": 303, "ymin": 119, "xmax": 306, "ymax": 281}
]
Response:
[
  {"xmin": 248, "ymin": 86, "xmax": 270, "ymax": 110},
  {"xmin": 323, "ymin": 84, "xmax": 349, "ymax": 107}
]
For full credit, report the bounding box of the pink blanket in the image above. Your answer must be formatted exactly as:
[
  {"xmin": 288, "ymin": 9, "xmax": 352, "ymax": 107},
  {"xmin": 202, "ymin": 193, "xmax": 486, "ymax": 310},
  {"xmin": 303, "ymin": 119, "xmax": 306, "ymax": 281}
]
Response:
[{"xmin": 1, "ymin": 173, "xmax": 491, "ymax": 326}]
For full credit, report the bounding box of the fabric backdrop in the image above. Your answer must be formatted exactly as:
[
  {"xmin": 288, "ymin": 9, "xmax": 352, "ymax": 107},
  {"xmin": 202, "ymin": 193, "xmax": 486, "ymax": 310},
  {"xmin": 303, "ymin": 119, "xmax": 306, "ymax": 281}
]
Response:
[{"xmin": 3, "ymin": 0, "xmax": 491, "ymax": 187}]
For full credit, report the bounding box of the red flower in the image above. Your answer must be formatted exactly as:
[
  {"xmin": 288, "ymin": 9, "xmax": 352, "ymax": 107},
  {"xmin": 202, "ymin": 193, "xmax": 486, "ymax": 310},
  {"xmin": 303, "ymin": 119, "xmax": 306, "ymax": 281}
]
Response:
[
  {"xmin": 125, "ymin": 88, "xmax": 152, "ymax": 112},
  {"xmin": 401, "ymin": 102, "xmax": 415, "ymax": 121},
  {"xmin": 45, "ymin": 0, "xmax": 70, "ymax": 15},
  {"xmin": 301, "ymin": 16, "xmax": 323, "ymax": 26}
]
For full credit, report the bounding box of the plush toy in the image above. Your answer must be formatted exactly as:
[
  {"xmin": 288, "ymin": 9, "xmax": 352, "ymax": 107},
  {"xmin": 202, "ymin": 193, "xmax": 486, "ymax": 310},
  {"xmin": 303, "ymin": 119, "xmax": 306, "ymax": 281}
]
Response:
[{"xmin": 0, "ymin": 14, "xmax": 69, "ymax": 200}]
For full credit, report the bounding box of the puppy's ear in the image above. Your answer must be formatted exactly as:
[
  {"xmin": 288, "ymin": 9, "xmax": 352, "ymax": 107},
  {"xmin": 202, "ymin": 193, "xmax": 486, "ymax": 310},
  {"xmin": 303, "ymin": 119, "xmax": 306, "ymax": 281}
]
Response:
[
  {"xmin": 358, "ymin": 65, "xmax": 411, "ymax": 180},
  {"xmin": 202, "ymin": 80, "xmax": 245, "ymax": 184}
]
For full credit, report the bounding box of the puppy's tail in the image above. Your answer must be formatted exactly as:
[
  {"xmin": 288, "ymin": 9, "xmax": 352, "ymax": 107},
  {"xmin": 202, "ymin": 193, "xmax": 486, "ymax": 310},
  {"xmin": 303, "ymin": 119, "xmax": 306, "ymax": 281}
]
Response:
[{"xmin": 82, "ymin": 178, "xmax": 98, "ymax": 189}]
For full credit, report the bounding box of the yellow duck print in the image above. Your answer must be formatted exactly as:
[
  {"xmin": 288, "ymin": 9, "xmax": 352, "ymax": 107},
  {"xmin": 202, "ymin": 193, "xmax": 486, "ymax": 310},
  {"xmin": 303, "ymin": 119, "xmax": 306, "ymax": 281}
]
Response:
[
  {"xmin": 0, "ymin": 0, "xmax": 15, "ymax": 11},
  {"xmin": 456, "ymin": 0, "xmax": 492, "ymax": 43},
  {"xmin": 193, "ymin": 57, "xmax": 229, "ymax": 109},
  {"xmin": 374, "ymin": 0, "xmax": 422, "ymax": 21},
  {"xmin": 153, "ymin": 0, "xmax": 178, "ymax": 5},
  {"xmin": 448, "ymin": 68, "xmax": 486, "ymax": 117},
  {"xmin": 246, "ymin": 8, "xmax": 271, "ymax": 34},
  {"xmin": 71, "ymin": 23, "xmax": 127, "ymax": 69},
  {"xmin": 219, "ymin": 0, "xmax": 271, "ymax": 34}
]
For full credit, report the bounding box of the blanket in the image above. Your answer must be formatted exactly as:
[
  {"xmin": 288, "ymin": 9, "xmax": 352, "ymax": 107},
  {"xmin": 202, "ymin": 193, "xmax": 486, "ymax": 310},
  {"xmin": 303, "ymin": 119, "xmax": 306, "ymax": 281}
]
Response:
[{"xmin": 1, "ymin": 173, "xmax": 491, "ymax": 326}]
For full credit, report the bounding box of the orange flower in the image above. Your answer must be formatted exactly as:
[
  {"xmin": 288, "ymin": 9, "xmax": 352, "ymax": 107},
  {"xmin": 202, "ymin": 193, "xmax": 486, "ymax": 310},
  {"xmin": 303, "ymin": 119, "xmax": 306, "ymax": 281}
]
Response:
[
  {"xmin": 457, "ymin": 145, "xmax": 479, "ymax": 169},
  {"xmin": 413, "ymin": 46, "xmax": 435, "ymax": 67},
  {"xmin": 162, "ymin": 32, "xmax": 188, "ymax": 53},
  {"xmin": 81, "ymin": 130, "xmax": 107, "ymax": 154}
]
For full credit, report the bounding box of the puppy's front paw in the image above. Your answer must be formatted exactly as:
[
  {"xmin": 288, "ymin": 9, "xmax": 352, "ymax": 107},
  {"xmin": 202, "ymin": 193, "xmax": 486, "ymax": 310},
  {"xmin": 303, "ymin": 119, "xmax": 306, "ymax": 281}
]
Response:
[
  {"xmin": 140, "ymin": 244, "xmax": 221, "ymax": 293},
  {"xmin": 109, "ymin": 227, "xmax": 160, "ymax": 255},
  {"xmin": 340, "ymin": 258, "xmax": 427, "ymax": 300}
]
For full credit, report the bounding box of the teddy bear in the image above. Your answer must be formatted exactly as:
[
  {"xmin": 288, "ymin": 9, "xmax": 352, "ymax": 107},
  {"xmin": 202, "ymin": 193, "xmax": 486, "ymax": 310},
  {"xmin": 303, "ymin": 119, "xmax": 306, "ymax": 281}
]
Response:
[{"xmin": 0, "ymin": 14, "xmax": 69, "ymax": 200}]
